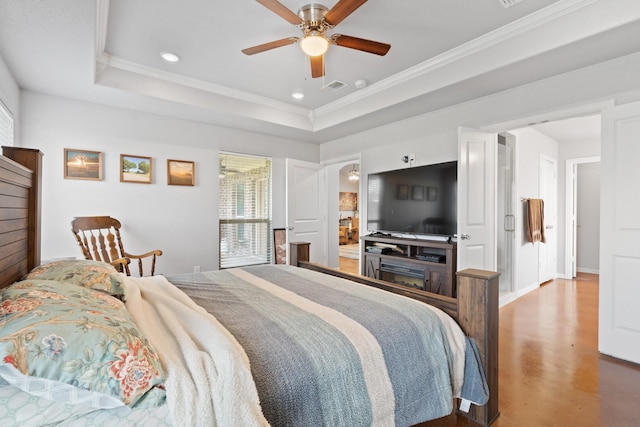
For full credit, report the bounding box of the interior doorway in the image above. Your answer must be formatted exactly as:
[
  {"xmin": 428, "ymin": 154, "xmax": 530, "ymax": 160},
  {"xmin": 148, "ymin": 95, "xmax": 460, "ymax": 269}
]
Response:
[
  {"xmin": 483, "ymin": 106, "xmax": 604, "ymax": 307},
  {"xmin": 337, "ymin": 161, "xmax": 360, "ymax": 274},
  {"xmin": 565, "ymin": 156, "xmax": 601, "ymax": 277}
]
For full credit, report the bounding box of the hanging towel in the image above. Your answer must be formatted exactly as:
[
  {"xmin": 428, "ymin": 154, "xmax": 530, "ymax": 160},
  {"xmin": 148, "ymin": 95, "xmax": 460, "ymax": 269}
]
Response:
[{"xmin": 526, "ymin": 198, "xmax": 546, "ymax": 243}]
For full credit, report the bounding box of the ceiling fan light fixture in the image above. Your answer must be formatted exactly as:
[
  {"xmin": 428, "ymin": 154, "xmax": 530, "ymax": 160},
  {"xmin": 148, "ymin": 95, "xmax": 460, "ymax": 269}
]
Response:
[{"xmin": 300, "ymin": 32, "xmax": 329, "ymax": 57}]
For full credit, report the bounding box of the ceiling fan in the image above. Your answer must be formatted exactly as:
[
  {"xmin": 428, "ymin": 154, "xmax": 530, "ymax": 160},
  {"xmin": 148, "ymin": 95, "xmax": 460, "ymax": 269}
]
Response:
[{"xmin": 241, "ymin": 0, "xmax": 391, "ymax": 78}]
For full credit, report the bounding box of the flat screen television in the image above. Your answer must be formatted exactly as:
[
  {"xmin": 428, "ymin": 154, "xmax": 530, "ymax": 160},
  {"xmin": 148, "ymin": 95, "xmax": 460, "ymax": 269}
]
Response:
[{"xmin": 366, "ymin": 161, "xmax": 457, "ymax": 238}]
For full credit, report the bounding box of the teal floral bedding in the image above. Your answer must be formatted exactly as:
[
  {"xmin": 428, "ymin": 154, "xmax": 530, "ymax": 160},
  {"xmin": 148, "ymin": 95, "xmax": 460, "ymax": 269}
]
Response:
[
  {"xmin": 0, "ymin": 279, "xmax": 166, "ymax": 409},
  {"xmin": 23, "ymin": 259, "xmax": 126, "ymax": 296}
]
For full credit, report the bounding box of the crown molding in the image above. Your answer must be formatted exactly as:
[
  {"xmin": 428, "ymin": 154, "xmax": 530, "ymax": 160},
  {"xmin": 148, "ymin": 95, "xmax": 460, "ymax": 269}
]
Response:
[
  {"xmin": 103, "ymin": 56, "xmax": 311, "ymax": 117},
  {"xmin": 313, "ymin": 0, "xmax": 599, "ymax": 118},
  {"xmin": 94, "ymin": 0, "xmax": 636, "ymax": 134}
]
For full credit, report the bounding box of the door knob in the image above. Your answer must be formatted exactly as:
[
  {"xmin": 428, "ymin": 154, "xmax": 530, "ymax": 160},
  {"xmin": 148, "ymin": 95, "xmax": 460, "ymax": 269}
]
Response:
[
  {"xmin": 460, "ymin": 233, "xmax": 470, "ymax": 240},
  {"xmin": 287, "ymin": 226, "xmax": 294, "ymax": 230}
]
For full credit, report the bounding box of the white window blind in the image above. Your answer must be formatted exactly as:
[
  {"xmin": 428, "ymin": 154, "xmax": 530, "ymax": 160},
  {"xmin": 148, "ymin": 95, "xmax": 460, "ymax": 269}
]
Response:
[
  {"xmin": 219, "ymin": 153, "xmax": 272, "ymax": 269},
  {"xmin": 0, "ymin": 101, "xmax": 14, "ymax": 147}
]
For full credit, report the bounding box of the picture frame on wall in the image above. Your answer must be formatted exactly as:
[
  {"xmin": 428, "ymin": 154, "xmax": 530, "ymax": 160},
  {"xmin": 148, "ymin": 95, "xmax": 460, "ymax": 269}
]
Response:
[
  {"xmin": 167, "ymin": 159, "xmax": 195, "ymax": 186},
  {"xmin": 273, "ymin": 228, "xmax": 287, "ymax": 264},
  {"xmin": 396, "ymin": 184, "xmax": 409, "ymax": 200},
  {"xmin": 120, "ymin": 154, "xmax": 152, "ymax": 184},
  {"xmin": 427, "ymin": 186, "xmax": 438, "ymax": 201},
  {"xmin": 411, "ymin": 185, "xmax": 424, "ymax": 201},
  {"xmin": 339, "ymin": 192, "xmax": 357, "ymax": 211},
  {"xmin": 63, "ymin": 148, "xmax": 103, "ymax": 181}
]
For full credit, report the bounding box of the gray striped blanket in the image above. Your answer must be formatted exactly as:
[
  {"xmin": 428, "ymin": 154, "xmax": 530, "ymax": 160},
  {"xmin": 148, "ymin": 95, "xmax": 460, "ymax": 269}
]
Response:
[{"xmin": 167, "ymin": 265, "xmax": 479, "ymax": 427}]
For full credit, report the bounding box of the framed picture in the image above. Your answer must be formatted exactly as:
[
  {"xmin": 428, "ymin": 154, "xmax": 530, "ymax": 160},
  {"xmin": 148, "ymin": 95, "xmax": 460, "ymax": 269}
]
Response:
[
  {"xmin": 339, "ymin": 192, "xmax": 357, "ymax": 211},
  {"xmin": 411, "ymin": 185, "xmax": 424, "ymax": 201},
  {"xmin": 167, "ymin": 159, "xmax": 195, "ymax": 186},
  {"xmin": 64, "ymin": 149, "xmax": 103, "ymax": 181},
  {"xmin": 427, "ymin": 186, "xmax": 438, "ymax": 201},
  {"xmin": 120, "ymin": 154, "xmax": 152, "ymax": 184},
  {"xmin": 273, "ymin": 228, "xmax": 287, "ymax": 264},
  {"xmin": 396, "ymin": 184, "xmax": 409, "ymax": 200}
]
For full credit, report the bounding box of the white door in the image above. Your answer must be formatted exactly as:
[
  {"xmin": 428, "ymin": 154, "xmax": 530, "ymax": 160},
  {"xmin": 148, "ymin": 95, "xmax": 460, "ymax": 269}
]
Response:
[
  {"xmin": 286, "ymin": 159, "xmax": 327, "ymax": 265},
  {"xmin": 458, "ymin": 127, "xmax": 496, "ymax": 271},
  {"xmin": 599, "ymin": 101, "xmax": 640, "ymax": 364},
  {"xmin": 539, "ymin": 155, "xmax": 557, "ymax": 283}
]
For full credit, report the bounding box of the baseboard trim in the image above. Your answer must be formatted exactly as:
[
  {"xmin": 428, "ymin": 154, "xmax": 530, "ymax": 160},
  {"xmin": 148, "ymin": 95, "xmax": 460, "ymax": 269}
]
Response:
[
  {"xmin": 577, "ymin": 267, "xmax": 600, "ymax": 274},
  {"xmin": 517, "ymin": 282, "xmax": 540, "ymax": 298}
]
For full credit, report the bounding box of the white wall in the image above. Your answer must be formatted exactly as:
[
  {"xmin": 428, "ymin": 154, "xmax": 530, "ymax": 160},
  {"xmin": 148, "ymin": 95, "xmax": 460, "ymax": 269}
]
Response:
[
  {"xmin": 17, "ymin": 91, "xmax": 318, "ymax": 275},
  {"xmin": 0, "ymin": 53, "xmax": 20, "ymax": 143},
  {"xmin": 576, "ymin": 162, "xmax": 600, "ymax": 273}
]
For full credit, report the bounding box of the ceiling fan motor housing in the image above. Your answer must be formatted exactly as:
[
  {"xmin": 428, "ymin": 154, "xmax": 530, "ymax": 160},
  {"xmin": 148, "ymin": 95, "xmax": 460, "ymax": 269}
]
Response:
[{"xmin": 298, "ymin": 4, "xmax": 331, "ymax": 33}]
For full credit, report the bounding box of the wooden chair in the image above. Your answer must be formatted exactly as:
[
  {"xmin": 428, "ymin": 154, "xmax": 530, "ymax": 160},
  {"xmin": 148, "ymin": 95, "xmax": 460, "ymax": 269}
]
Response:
[
  {"xmin": 351, "ymin": 218, "xmax": 359, "ymax": 238},
  {"xmin": 339, "ymin": 226, "xmax": 349, "ymax": 245},
  {"xmin": 71, "ymin": 216, "xmax": 162, "ymax": 276}
]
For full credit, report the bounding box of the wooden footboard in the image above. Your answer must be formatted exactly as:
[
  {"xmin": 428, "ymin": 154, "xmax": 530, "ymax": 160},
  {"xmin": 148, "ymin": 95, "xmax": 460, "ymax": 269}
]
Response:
[{"xmin": 290, "ymin": 242, "xmax": 499, "ymax": 426}]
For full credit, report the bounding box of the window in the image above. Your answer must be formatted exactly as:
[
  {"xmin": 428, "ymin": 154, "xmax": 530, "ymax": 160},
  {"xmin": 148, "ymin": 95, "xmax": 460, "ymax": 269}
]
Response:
[
  {"xmin": 219, "ymin": 153, "xmax": 272, "ymax": 268},
  {"xmin": 0, "ymin": 100, "xmax": 14, "ymax": 147}
]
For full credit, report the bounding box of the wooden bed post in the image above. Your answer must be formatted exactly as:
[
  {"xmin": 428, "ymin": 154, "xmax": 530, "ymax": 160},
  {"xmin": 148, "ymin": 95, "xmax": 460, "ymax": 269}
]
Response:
[{"xmin": 455, "ymin": 269, "xmax": 500, "ymax": 426}]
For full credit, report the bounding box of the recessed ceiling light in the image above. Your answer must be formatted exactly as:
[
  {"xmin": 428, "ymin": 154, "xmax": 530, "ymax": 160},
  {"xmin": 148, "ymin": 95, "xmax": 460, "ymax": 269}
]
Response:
[
  {"xmin": 291, "ymin": 92, "xmax": 304, "ymax": 100},
  {"xmin": 161, "ymin": 52, "xmax": 180, "ymax": 63}
]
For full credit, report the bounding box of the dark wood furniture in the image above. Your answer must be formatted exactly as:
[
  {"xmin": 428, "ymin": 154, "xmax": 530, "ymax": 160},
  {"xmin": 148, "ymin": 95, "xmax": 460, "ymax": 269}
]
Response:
[
  {"xmin": 291, "ymin": 241, "xmax": 499, "ymax": 427},
  {"xmin": 0, "ymin": 147, "xmax": 43, "ymax": 288},
  {"xmin": 71, "ymin": 215, "xmax": 162, "ymax": 276},
  {"xmin": 360, "ymin": 234, "xmax": 457, "ymax": 297},
  {"xmin": 2, "ymin": 146, "xmax": 43, "ymax": 272}
]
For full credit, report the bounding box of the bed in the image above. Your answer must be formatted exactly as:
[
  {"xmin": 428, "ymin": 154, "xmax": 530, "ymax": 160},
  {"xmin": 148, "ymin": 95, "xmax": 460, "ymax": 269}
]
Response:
[{"xmin": 0, "ymin": 148, "xmax": 499, "ymax": 426}]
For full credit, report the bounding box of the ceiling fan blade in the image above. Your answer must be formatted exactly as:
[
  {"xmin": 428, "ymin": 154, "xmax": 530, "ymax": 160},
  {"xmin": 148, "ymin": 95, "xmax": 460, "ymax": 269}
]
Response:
[
  {"xmin": 242, "ymin": 37, "xmax": 298, "ymax": 55},
  {"xmin": 310, "ymin": 55, "xmax": 324, "ymax": 78},
  {"xmin": 332, "ymin": 34, "xmax": 390, "ymax": 56},
  {"xmin": 324, "ymin": 0, "xmax": 368, "ymax": 26},
  {"xmin": 255, "ymin": 0, "xmax": 303, "ymax": 25}
]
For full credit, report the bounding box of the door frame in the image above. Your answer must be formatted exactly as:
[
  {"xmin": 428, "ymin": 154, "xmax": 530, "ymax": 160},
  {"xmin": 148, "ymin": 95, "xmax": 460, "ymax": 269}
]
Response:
[
  {"xmin": 481, "ymin": 100, "xmax": 613, "ymax": 282},
  {"xmin": 324, "ymin": 155, "xmax": 361, "ymax": 269}
]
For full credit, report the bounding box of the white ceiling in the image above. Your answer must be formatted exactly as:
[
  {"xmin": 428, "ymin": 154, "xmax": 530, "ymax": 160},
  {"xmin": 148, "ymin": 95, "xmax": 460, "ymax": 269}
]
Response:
[
  {"xmin": 531, "ymin": 114, "xmax": 601, "ymax": 144},
  {"xmin": 0, "ymin": 0, "xmax": 638, "ymax": 143}
]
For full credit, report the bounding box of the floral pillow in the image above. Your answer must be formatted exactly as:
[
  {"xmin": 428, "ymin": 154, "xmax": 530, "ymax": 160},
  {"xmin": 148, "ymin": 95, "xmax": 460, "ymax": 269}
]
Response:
[
  {"xmin": 0, "ymin": 279, "xmax": 166, "ymax": 408},
  {"xmin": 24, "ymin": 259, "xmax": 126, "ymax": 296}
]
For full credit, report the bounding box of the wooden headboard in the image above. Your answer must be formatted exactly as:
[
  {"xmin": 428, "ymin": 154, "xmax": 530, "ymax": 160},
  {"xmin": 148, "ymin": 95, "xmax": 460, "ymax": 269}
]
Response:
[{"xmin": 0, "ymin": 147, "xmax": 43, "ymax": 289}]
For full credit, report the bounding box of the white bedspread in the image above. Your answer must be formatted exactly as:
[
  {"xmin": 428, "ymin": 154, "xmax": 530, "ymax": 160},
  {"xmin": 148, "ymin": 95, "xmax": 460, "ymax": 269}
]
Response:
[{"xmin": 123, "ymin": 275, "xmax": 269, "ymax": 427}]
